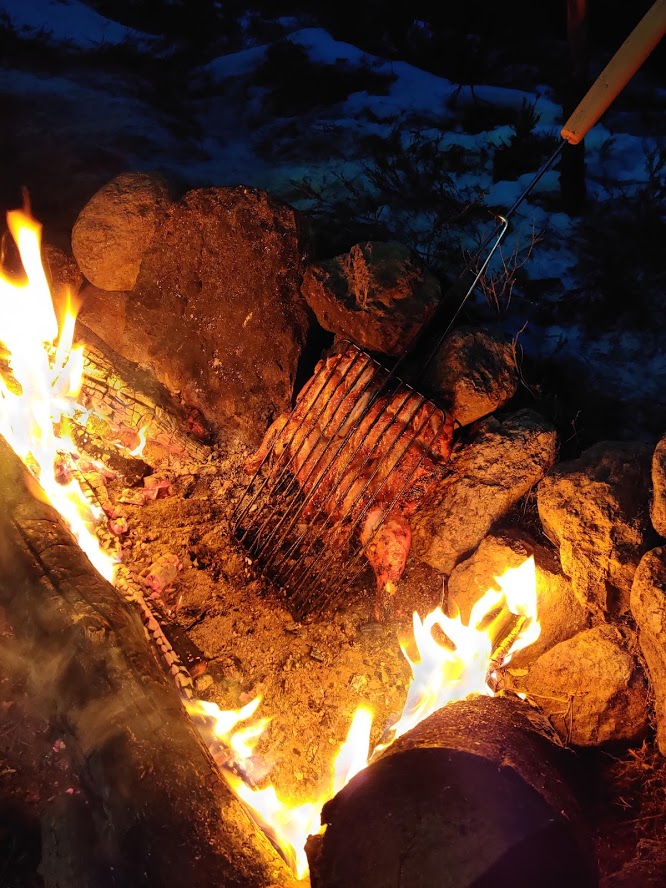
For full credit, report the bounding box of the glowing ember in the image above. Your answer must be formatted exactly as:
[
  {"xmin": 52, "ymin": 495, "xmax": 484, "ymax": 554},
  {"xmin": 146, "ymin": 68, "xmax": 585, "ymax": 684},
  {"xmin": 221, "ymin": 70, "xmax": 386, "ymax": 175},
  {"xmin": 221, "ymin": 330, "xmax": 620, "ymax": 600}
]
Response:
[{"xmin": 0, "ymin": 208, "xmax": 115, "ymax": 579}]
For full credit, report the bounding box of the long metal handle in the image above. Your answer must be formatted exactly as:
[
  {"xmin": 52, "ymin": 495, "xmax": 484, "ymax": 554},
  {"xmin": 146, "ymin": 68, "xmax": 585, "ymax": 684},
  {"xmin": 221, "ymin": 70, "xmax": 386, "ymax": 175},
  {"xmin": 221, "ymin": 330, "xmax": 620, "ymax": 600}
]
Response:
[
  {"xmin": 423, "ymin": 1, "xmax": 665, "ymax": 355},
  {"xmin": 562, "ymin": 0, "xmax": 666, "ymax": 144}
]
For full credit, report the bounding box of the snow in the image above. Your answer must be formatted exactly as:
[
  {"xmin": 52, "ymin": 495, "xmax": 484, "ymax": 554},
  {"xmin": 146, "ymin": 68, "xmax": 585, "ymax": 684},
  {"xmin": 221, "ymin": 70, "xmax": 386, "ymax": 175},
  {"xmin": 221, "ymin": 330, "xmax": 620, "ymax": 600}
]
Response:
[
  {"xmin": 288, "ymin": 27, "xmax": 377, "ymax": 67},
  {"xmin": 2, "ymin": 9, "xmax": 663, "ymax": 434},
  {"xmin": 204, "ymin": 44, "xmax": 269, "ymax": 80},
  {"xmin": 2, "ymin": 0, "xmax": 156, "ymax": 49}
]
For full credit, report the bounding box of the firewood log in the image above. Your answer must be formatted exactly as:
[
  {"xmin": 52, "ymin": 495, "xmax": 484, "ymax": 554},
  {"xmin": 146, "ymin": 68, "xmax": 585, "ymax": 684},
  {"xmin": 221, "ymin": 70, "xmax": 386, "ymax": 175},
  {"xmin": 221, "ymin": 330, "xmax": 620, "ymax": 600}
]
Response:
[
  {"xmin": 76, "ymin": 323, "xmax": 211, "ymax": 465},
  {"xmin": 309, "ymin": 695, "xmax": 598, "ymax": 888},
  {"xmin": 0, "ymin": 436, "xmax": 295, "ymax": 888},
  {"xmin": 0, "ymin": 325, "xmax": 211, "ymax": 466}
]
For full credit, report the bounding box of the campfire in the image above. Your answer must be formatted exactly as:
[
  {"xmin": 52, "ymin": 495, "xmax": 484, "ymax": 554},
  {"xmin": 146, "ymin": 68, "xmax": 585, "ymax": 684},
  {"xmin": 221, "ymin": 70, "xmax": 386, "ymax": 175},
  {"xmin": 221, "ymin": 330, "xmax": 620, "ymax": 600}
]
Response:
[
  {"xmin": 0, "ymin": 185, "xmax": 663, "ymax": 887},
  {"xmin": 0, "ymin": 202, "xmax": 541, "ymax": 881}
]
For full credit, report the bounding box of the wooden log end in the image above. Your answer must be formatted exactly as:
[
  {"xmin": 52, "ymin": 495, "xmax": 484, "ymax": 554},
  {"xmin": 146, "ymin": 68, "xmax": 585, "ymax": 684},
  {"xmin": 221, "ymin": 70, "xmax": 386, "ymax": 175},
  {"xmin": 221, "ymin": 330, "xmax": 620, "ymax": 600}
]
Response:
[{"xmin": 311, "ymin": 696, "xmax": 598, "ymax": 888}]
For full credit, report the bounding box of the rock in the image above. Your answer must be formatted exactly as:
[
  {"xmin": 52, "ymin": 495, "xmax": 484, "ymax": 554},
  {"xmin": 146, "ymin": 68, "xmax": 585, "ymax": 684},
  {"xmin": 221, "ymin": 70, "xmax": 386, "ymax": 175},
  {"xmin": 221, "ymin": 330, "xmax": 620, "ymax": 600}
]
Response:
[
  {"xmin": 301, "ymin": 241, "xmax": 440, "ymax": 356},
  {"xmin": 524, "ymin": 625, "xmax": 649, "ymax": 746},
  {"xmin": 651, "ymin": 433, "xmax": 666, "ymax": 537},
  {"xmin": 425, "ymin": 326, "xmax": 518, "ymax": 426},
  {"xmin": 194, "ymin": 673, "xmax": 214, "ymax": 694},
  {"xmin": 78, "ymin": 286, "xmax": 129, "ymax": 339},
  {"xmin": 71, "ymin": 172, "xmax": 171, "ymax": 291},
  {"xmin": 80, "ymin": 186, "xmax": 312, "ymax": 443},
  {"xmin": 537, "ymin": 442, "xmax": 652, "ymax": 616},
  {"xmin": 447, "ymin": 530, "xmax": 589, "ymax": 665},
  {"xmin": 630, "ymin": 547, "xmax": 666, "ymax": 755},
  {"xmin": 412, "ymin": 409, "xmax": 557, "ymax": 576},
  {"xmin": 42, "ymin": 243, "xmax": 84, "ymax": 301}
]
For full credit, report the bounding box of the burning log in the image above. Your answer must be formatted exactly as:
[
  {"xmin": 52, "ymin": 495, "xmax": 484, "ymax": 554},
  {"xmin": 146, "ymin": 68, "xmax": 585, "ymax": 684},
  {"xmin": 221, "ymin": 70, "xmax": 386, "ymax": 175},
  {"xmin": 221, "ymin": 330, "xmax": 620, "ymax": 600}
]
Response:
[
  {"xmin": 309, "ymin": 696, "xmax": 598, "ymax": 888},
  {"xmin": 76, "ymin": 323, "xmax": 211, "ymax": 465},
  {"xmin": 0, "ymin": 436, "xmax": 296, "ymax": 888},
  {"xmin": 0, "ymin": 323, "xmax": 210, "ymax": 468}
]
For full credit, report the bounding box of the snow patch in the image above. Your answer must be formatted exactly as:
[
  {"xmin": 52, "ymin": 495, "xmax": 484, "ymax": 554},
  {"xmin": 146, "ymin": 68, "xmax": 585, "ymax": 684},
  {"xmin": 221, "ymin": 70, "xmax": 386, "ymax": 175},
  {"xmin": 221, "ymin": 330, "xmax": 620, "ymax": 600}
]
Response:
[{"xmin": 2, "ymin": 0, "xmax": 156, "ymax": 49}]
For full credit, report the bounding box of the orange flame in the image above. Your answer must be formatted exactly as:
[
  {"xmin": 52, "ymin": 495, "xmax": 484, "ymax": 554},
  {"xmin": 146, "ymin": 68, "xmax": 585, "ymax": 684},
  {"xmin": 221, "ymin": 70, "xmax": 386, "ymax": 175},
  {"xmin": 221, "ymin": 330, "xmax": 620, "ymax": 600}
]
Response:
[
  {"xmin": 185, "ymin": 696, "xmax": 271, "ymax": 763},
  {"xmin": 0, "ymin": 208, "xmax": 115, "ymax": 579},
  {"xmin": 191, "ymin": 559, "xmax": 539, "ymax": 880},
  {"xmin": 129, "ymin": 425, "xmax": 148, "ymax": 458},
  {"xmin": 228, "ymin": 707, "xmax": 372, "ymax": 880},
  {"xmin": 387, "ymin": 556, "xmax": 539, "ymax": 745}
]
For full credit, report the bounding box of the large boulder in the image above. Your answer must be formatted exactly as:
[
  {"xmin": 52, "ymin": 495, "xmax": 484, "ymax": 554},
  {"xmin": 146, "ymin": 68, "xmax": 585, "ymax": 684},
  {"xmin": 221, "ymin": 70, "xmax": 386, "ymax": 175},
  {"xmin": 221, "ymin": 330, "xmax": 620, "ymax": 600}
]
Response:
[
  {"xmin": 524, "ymin": 625, "xmax": 649, "ymax": 746},
  {"xmin": 301, "ymin": 241, "xmax": 440, "ymax": 356},
  {"xmin": 425, "ymin": 326, "xmax": 518, "ymax": 426},
  {"xmin": 630, "ymin": 546, "xmax": 666, "ymax": 755},
  {"xmin": 651, "ymin": 433, "xmax": 666, "ymax": 537},
  {"xmin": 537, "ymin": 442, "xmax": 652, "ymax": 616},
  {"xmin": 447, "ymin": 530, "xmax": 589, "ymax": 666},
  {"xmin": 412, "ymin": 410, "xmax": 557, "ymax": 576},
  {"xmin": 72, "ymin": 172, "xmax": 171, "ymax": 291},
  {"xmin": 78, "ymin": 186, "xmax": 312, "ymax": 443}
]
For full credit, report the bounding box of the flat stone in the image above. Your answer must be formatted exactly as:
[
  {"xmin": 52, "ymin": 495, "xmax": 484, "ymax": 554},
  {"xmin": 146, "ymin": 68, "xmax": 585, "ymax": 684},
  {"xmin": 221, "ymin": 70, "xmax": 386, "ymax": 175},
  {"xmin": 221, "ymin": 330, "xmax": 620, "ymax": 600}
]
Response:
[
  {"xmin": 71, "ymin": 172, "xmax": 171, "ymax": 291},
  {"xmin": 78, "ymin": 186, "xmax": 312, "ymax": 443},
  {"xmin": 301, "ymin": 241, "xmax": 440, "ymax": 356},
  {"xmin": 651, "ymin": 433, "xmax": 666, "ymax": 537},
  {"xmin": 425, "ymin": 326, "xmax": 518, "ymax": 426},
  {"xmin": 412, "ymin": 409, "xmax": 557, "ymax": 576}
]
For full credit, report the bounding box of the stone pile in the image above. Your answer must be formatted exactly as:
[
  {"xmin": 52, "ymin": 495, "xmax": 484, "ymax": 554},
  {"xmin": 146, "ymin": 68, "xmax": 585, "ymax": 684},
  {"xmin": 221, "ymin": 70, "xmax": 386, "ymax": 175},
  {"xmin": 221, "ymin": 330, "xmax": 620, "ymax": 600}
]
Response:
[{"xmin": 61, "ymin": 172, "xmax": 666, "ymax": 754}]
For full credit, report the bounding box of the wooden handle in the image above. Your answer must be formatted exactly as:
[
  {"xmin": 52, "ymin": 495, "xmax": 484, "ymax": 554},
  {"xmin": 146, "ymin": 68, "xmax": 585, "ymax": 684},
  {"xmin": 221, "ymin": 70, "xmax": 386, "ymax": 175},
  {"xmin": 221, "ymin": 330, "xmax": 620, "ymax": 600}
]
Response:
[{"xmin": 561, "ymin": 0, "xmax": 666, "ymax": 144}]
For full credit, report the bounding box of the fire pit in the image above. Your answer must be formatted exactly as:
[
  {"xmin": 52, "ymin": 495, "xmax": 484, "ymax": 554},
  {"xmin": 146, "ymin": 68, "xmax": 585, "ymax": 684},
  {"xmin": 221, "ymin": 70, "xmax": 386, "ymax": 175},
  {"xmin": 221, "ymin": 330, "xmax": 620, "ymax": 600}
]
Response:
[{"xmin": 1, "ymin": 185, "xmax": 665, "ymax": 887}]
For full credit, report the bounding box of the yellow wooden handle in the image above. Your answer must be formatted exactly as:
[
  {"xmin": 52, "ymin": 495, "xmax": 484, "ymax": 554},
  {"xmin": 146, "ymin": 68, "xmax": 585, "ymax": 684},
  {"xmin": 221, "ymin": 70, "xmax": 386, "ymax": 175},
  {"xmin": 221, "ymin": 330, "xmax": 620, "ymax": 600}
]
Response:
[{"xmin": 561, "ymin": 0, "xmax": 666, "ymax": 144}]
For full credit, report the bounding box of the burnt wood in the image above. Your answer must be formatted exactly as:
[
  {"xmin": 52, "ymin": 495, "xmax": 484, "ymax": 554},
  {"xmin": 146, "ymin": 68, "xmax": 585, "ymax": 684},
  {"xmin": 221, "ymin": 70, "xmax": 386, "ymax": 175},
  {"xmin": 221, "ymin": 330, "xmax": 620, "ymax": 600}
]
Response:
[
  {"xmin": 0, "ymin": 436, "xmax": 295, "ymax": 888},
  {"xmin": 309, "ymin": 695, "xmax": 598, "ymax": 888},
  {"xmin": 76, "ymin": 323, "xmax": 211, "ymax": 465}
]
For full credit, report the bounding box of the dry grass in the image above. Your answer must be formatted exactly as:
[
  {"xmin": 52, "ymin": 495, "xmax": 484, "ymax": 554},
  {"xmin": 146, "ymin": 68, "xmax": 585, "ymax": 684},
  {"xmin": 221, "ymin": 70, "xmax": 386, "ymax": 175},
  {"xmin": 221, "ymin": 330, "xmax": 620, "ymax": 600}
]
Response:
[{"xmin": 592, "ymin": 741, "xmax": 666, "ymax": 885}]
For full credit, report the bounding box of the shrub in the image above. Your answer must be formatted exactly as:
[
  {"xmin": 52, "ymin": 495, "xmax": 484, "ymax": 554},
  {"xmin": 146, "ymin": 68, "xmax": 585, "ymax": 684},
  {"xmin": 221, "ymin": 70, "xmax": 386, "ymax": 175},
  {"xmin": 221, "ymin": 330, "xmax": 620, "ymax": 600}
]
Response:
[
  {"xmin": 291, "ymin": 125, "xmax": 489, "ymax": 277},
  {"xmin": 492, "ymin": 99, "xmax": 558, "ymax": 182},
  {"xmin": 251, "ymin": 39, "xmax": 396, "ymax": 116},
  {"xmin": 575, "ymin": 183, "xmax": 665, "ymax": 330}
]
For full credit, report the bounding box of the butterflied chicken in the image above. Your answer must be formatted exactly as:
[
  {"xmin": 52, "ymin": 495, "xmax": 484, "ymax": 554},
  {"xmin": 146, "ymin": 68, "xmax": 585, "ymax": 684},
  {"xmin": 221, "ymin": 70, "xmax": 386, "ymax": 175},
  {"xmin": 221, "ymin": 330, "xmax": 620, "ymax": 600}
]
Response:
[{"xmin": 244, "ymin": 344, "xmax": 454, "ymax": 619}]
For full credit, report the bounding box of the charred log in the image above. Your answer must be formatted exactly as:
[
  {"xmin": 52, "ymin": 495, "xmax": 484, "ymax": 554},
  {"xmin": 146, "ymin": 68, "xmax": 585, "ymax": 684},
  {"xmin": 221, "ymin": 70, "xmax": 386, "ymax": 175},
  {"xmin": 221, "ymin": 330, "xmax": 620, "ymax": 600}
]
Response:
[
  {"xmin": 309, "ymin": 696, "xmax": 598, "ymax": 888},
  {"xmin": 0, "ymin": 436, "xmax": 295, "ymax": 888},
  {"xmin": 41, "ymin": 794, "xmax": 113, "ymax": 888},
  {"xmin": 76, "ymin": 323, "xmax": 211, "ymax": 465}
]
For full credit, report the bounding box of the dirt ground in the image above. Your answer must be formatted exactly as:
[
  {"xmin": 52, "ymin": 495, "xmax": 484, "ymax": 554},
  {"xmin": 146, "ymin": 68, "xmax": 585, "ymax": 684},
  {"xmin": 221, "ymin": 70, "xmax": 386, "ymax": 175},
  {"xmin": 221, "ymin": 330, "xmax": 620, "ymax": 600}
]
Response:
[{"xmin": 2, "ymin": 431, "xmax": 666, "ymax": 886}]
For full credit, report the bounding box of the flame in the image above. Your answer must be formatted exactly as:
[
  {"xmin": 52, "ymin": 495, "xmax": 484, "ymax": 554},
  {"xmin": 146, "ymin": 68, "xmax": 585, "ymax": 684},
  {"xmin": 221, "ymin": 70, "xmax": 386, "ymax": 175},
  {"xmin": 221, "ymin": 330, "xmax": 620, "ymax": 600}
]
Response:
[
  {"xmin": 205, "ymin": 558, "xmax": 539, "ymax": 879},
  {"xmin": 185, "ymin": 696, "xmax": 271, "ymax": 763},
  {"xmin": 494, "ymin": 555, "xmax": 541, "ymax": 656},
  {"xmin": 387, "ymin": 556, "xmax": 539, "ymax": 743},
  {"xmin": 0, "ymin": 207, "xmax": 115, "ymax": 580},
  {"xmin": 185, "ymin": 695, "xmax": 373, "ymax": 880},
  {"xmin": 129, "ymin": 424, "xmax": 147, "ymax": 457},
  {"xmin": 226, "ymin": 707, "xmax": 372, "ymax": 880}
]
